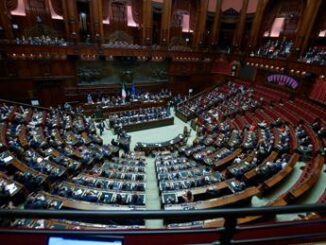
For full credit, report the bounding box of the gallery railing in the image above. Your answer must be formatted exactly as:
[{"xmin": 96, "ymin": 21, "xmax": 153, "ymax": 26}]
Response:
[{"xmin": 0, "ymin": 204, "xmax": 326, "ymax": 244}]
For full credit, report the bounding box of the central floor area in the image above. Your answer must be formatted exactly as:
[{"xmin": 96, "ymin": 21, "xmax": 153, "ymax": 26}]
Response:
[
  {"xmin": 100, "ymin": 110, "xmax": 196, "ymax": 228},
  {"xmin": 102, "ymin": 110, "xmax": 196, "ymax": 150},
  {"xmin": 96, "ymin": 111, "xmax": 326, "ymax": 228}
]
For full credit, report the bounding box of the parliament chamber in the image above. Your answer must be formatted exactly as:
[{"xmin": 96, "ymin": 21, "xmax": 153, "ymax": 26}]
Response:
[{"xmin": 0, "ymin": 0, "xmax": 325, "ymax": 244}]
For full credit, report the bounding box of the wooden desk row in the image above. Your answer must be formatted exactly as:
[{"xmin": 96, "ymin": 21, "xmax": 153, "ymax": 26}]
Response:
[
  {"xmin": 304, "ymin": 125, "xmax": 322, "ymax": 155},
  {"xmin": 288, "ymin": 154, "xmax": 324, "ymax": 200},
  {"xmin": 244, "ymin": 151, "xmax": 279, "ymax": 182},
  {"xmin": 40, "ymin": 190, "xmax": 146, "ymax": 211},
  {"xmin": 3, "ymin": 152, "xmax": 48, "ymax": 183},
  {"xmin": 0, "ymin": 171, "xmax": 24, "ymax": 197},
  {"xmin": 159, "ymin": 171, "xmax": 223, "ymax": 193},
  {"xmin": 213, "ymin": 148, "xmax": 242, "ymax": 170},
  {"xmin": 260, "ymin": 153, "xmax": 300, "ymax": 192},
  {"xmin": 56, "ymin": 181, "xmax": 145, "ymax": 197},
  {"xmin": 114, "ymin": 117, "xmax": 174, "ymax": 134},
  {"xmin": 94, "ymin": 162, "xmax": 146, "ymax": 182},
  {"xmin": 135, "ymin": 134, "xmax": 185, "ymax": 154},
  {"xmin": 14, "ymin": 218, "xmax": 145, "ymax": 230},
  {"xmin": 164, "ymin": 186, "xmax": 259, "ymax": 210},
  {"xmin": 225, "ymin": 152, "xmax": 256, "ymax": 177},
  {"xmin": 74, "ymin": 174, "xmax": 146, "ymax": 191},
  {"xmin": 84, "ymin": 100, "xmax": 169, "ymax": 116},
  {"xmin": 168, "ymin": 182, "xmax": 289, "ymax": 228}
]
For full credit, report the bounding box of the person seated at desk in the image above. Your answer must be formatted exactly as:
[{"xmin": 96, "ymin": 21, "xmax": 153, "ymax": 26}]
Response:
[
  {"xmin": 257, "ymin": 141, "xmax": 272, "ymax": 160},
  {"xmin": 257, "ymin": 160, "xmax": 283, "ymax": 178},
  {"xmin": 311, "ymin": 120, "xmax": 321, "ymax": 132},
  {"xmin": 121, "ymin": 182, "xmax": 131, "ymax": 191},
  {"xmin": 296, "ymin": 124, "xmax": 306, "ymax": 139},
  {"xmin": 108, "ymin": 181, "xmax": 120, "ymax": 191},
  {"xmin": 80, "ymin": 151, "xmax": 91, "ymax": 165},
  {"xmin": 130, "ymin": 192, "xmax": 141, "ymax": 205},
  {"xmin": 114, "ymin": 193, "xmax": 124, "ymax": 205},
  {"xmin": 165, "ymin": 195, "xmax": 176, "ymax": 204},
  {"xmin": 0, "ymin": 185, "xmax": 10, "ymax": 206},
  {"xmin": 24, "ymin": 195, "xmax": 49, "ymax": 209},
  {"xmin": 271, "ymin": 118, "xmax": 282, "ymax": 128},
  {"xmin": 14, "ymin": 172, "xmax": 43, "ymax": 190},
  {"xmin": 194, "ymin": 176, "xmax": 206, "ymax": 187},
  {"xmin": 181, "ymin": 191, "xmax": 194, "ymax": 203},
  {"xmin": 48, "ymin": 167, "xmax": 62, "ymax": 180},
  {"xmin": 163, "ymin": 181, "xmax": 175, "ymax": 191},
  {"xmin": 233, "ymin": 155, "xmax": 243, "ymax": 164},
  {"xmin": 63, "ymin": 102, "xmax": 72, "ymax": 112},
  {"xmin": 297, "ymin": 144, "xmax": 313, "ymax": 157},
  {"xmin": 229, "ymin": 180, "xmax": 246, "ymax": 193},
  {"xmin": 135, "ymin": 183, "xmax": 145, "ymax": 192},
  {"xmin": 276, "ymin": 141, "xmax": 290, "ymax": 154},
  {"xmin": 55, "ymin": 185, "xmax": 72, "ymax": 198},
  {"xmin": 72, "ymin": 176, "xmax": 87, "ymax": 186},
  {"xmin": 82, "ymin": 190, "xmax": 99, "ymax": 203},
  {"xmin": 298, "ymin": 136, "xmax": 311, "ymax": 146},
  {"xmin": 8, "ymin": 139, "xmax": 24, "ymax": 154},
  {"xmin": 72, "ymin": 189, "xmax": 84, "ymax": 200},
  {"xmin": 258, "ymin": 121, "xmax": 267, "ymax": 129}
]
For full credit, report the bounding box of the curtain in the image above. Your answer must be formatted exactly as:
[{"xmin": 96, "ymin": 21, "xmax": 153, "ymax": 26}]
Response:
[
  {"xmin": 5, "ymin": 0, "xmax": 18, "ymax": 11},
  {"xmin": 50, "ymin": 0, "xmax": 63, "ymax": 16},
  {"xmin": 102, "ymin": 0, "xmax": 109, "ymax": 20},
  {"xmin": 131, "ymin": 0, "xmax": 141, "ymax": 24},
  {"xmin": 111, "ymin": 1, "xmax": 126, "ymax": 24}
]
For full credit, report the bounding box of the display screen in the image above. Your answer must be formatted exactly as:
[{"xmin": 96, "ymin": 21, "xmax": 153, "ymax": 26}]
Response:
[
  {"xmin": 48, "ymin": 237, "xmax": 123, "ymax": 245},
  {"xmin": 31, "ymin": 100, "xmax": 40, "ymax": 106}
]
